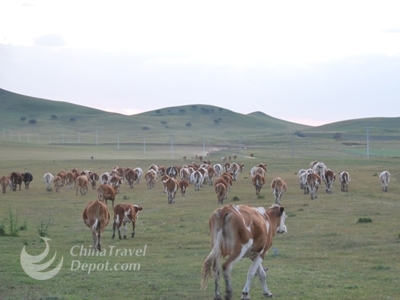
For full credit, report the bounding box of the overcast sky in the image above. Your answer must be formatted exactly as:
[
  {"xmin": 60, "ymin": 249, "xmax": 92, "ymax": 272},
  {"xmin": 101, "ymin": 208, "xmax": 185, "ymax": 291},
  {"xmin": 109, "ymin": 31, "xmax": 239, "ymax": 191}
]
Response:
[{"xmin": 1, "ymin": 1, "xmax": 400, "ymax": 126}]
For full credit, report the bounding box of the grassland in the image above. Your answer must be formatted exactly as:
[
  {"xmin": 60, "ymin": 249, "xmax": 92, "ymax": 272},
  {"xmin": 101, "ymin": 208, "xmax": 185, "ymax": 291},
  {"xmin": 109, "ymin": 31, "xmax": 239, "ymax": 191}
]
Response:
[{"xmin": 0, "ymin": 141, "xmax": 399, "ymax": 300}]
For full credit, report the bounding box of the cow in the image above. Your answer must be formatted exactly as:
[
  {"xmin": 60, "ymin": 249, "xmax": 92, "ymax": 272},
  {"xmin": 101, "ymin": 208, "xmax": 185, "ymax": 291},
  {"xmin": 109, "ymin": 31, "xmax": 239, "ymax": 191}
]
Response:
[
  {"xmin": 97, "ymin": 184, "xmax": 119, "ymax": 209},
  {"xmin": 206, "ymin": 166, "xmax": 216, "ymax": 186},
  {"xmin": 190, "ymin": 170, "xmax": 204, "ymax": 191},
  {"xmin": 214, "ymin": 178, "xmax": 229, "ymax": 192},
  {"xmin": 179, "ymin": 167, "xmax": 191, "ymax": 182},
  {"xmin": 252, "ymin": 173, "xmax": 265, "ymax": 197},
  {"xmin": 110, "ymin": 175, "xmax": 123, "ymax": 192},
  {"xmin": 228, "ymin": 162, "xmax": 241, "ymax": 181},
  {"xmin": 76, "ymin": 175, "xmax": 89, "ymax": 196},
  {"xmin": 124, "ymin": 169, "xmax": 138, "ymax": 188},
  {"xmin": 313, "ymin": 162, "xmax": 328, "ymax": 184},
  {"xmin": 54, "ymin": 176, "xmax": 62, "ymax": 193},
  {"xmin": 56, "ymin": 171, "xmax": 66, "ymax": 186},
  {"xmin": 145, "ymin": 171, "xmax": 156, "ymax": 189},
  {"xmin": 148, "ymin": 164, "xmax": 159, "ymax": 178},
  {"xmin": 250, "ymin": 166, "xmax": 266, "ymax": 178},
  {"xmin": 179, "ymin": 179, "xmax": 189, "ymax": 197},
  {"xmin": 166, "ymin": 166, "xmax": 178, "ymax": 178},
  {"xmin": 0, "ymin": 176, "xmax": 10, "ymax": 193},
  {"xmin": 65, "ymin": 171, "xmax": 76, "ymax": 189},
  {"xmin": 298, "ymin": 168, "xmax": 313, "ymax": 194},
  {"xmin": 213, "ymin": 164, "xmax": 224, "ymax": 178},
  {"xmin": 21, "ymin": 172, "xmax": 33, "ymax": 189},
  {"xmin": 271, "ymin": 177, "xmax": 287, "ymax": 205},
  {"xmin": 89, "ymin": 172, "xmax": 99, "ymax": 190},
  {"xmin": 221, "ymin": 173, "xmax": 233, "ymax": 191},
  {"xmin": 9, "ymin": 172, "xmax": 23, "ymax": 192},
  {"xmin": 100, "ymin": 172, "xmax": 111, "ymax": 185},
  {"xmin": 215, "ymin": 182, "xmax": 227, "ymax": 204},
  {"xmin": 43, "ymin": 172, "xmax": 54, "ymax": 191},
  {"xmin": 163, "ymin": 177, "xmax": 179, "ymax": 204},
  {"xmin": 307, "ymin": 173, "xmax": 322, "ymax": 199},
  {"xmin": 82, "ymin": 199, "xmax": 110, "ymax": 251},
  {"xmin": 201, "ymin": 204, "xmax": 287, "ymax": 300},
  {"xmin": 379, "ymin": 171, "xmax": 390, "ymax": 192},
  {"xmin": 134, "ymin": 167, "xmax": 143, "ymax": 183},
  {"xmin": 338, "ymin": 171, "xmax": 351, "ymax": 192},
  {"xmin": 324, "ymin": 169, "xmax": 336, "ymax": 193},
  {"xmin": 112, "ymin": 204, "xmax": 143, "ymax": 239}
]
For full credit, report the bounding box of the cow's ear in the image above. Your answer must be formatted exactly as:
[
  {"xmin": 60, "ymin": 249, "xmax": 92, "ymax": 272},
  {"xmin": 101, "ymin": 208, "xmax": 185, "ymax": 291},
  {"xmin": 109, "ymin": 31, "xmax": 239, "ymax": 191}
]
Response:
[{"xmin": 279, "ymin": 206, "xmax": 285, "ymax": 216}]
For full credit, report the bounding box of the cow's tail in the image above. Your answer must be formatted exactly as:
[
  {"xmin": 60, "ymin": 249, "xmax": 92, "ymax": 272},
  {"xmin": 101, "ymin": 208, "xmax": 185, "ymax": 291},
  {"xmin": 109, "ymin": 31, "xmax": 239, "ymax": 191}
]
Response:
[
  {"xmin": 92, "ymin": 218, "xmax": 99, "ymax": 231},
  {"xmin": 201, "ymin": 230, "xmax": 222, "ymax": 290}
]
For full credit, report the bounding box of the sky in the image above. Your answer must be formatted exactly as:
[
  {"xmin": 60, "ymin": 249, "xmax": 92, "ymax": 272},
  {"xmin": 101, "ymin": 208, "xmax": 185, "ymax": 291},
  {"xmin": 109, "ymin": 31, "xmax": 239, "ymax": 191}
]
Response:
[{"xmin": 1, "ymin": 1, "xmax": 400, "ymax": 126}]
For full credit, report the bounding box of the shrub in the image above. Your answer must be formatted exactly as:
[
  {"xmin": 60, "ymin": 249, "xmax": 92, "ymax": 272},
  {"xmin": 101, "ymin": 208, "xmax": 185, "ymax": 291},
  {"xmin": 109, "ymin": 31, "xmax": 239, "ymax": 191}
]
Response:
[
  {"xmin": 20, "ymin": 116, "xmax": 26, "ymax": 121},
  {"xmin": 191, "ymin": 105, "xmax": 198, "ymax": 109},
  {"xmin": 357, "ymin": 217, "xmax": 372, "ymax": 223},
  {"xmin": 294, "ymin": 130, "xmax": 306, "ymax": 137},
  {"xmin": 51, "ymin": 114, "xmax": 58, "ymax": 119},
  {"xmin": 142, "ymin": 126, "xmax": 149, "ymax": 130},
  {"xmin": 155, "ymin": 110, "xmax": 161, "ymax": 114},
  {"xmin": 38, "ymin": 217, "xmax": 51, "ymax": 237},
  {"xmin": 185, "ymin": 122, "xmax": 192, "ymax": 127},
  {"xmin": 28, "ymin": 119, "xmax": 37, "ymax": 124},
  {"xmin": 8, "ymin": 207, "xmax": 20, "ymax": 237},
  {"xmin": 161, "ymin": 121, "xmax": 167, "ymax": 125},
  {"xmin": 179, "ymin": 109, "xmax": 186, "ymax": 113},
  {"xmin": 214, "ymin": 119, "xmax": 220, "ymax": 124},
  {"xmin": 333, "ymin": 132, "xmax": 343, "ymax": 140},
  {"xmin": 70, "ymin": 117, "xmax": 76, "ymax": 122}
]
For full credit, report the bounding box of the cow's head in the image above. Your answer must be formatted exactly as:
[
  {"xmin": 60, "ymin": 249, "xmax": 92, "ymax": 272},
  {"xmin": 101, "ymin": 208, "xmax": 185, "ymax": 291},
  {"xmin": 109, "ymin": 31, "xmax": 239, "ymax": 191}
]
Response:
[{"xmin": 277, "ymin": 208, "xmax": 287, "ymax": 234}]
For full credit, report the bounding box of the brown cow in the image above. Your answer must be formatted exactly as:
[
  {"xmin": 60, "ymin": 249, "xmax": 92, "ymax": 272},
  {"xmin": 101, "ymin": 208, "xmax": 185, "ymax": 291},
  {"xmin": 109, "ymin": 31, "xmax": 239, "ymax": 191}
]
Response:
[
  {"xmin": 252, "ymin": 173, "xmax": 265, "ymax": 197},
  {"xmin": 215, "ymin": 182, "xmax": 227, "ymax": 204},
  {"xmin": 179, "ymin": 179, "xmax": 189, "ymax": 197},
  {"xmin": 54, "ymin": 176, "xmax": 62, "ymax": 193},
  {"xmin": 338, "ymin": 171, "xmax": 351, "ymax": 192},
  {"xmin": 201, "ymin": 204, "xmax": 287, "ymax": 299},
  {"xmin": 56, "ymin": 171, "xmax": 66, "ymax": 187},
  {"xmin": 76, "ymin": 175, "xmax": 89, "ymax": 196},
  {"xmin": 206, "ymin": 166, "xmax": 216, "ymax": 186},
  {"xmin": 163, "ymin": 177, "xmax": 179, "ymax": 204},
  {"xmin": 214, "ymin": 178, "xmax": 229, "ymax": 191},
  {"xmin": 82, "ymin": 199, "xmax": 110, "ymax": 251},
  {"xmin": 9, "ymin": 172, "xmax": 23, "ymax": 191},
  {"xmin": 145, "ymin": 171, "xmax": 156, "ymax": 189},
  {"xmin": 97, "ymin": 184, "xmax": 119, "ymax": 209},
  {"xmin": 112, "ymin": 203, "xmax": 143, "ymax": 239},
  {"xmin": 324, "ymin": 169, "xmax": 336, "ymax": 193},
  {"xmin": 0, "ymin": 176, "xmax": 10, "ymax": 193},
  {"xmin": 271, "ymin": 177, "xmax": 287, "ymax": 205},
  {"xmin": 65, "ymin": 171, "xmax": 75, "ymax": 189},
  {"xmin": 124, "ymin": 169, "xmax": 138, "ymax": 188},
  {"xmin": 307, "ymin": 173, "xmax": 322, "ymax": 199}
]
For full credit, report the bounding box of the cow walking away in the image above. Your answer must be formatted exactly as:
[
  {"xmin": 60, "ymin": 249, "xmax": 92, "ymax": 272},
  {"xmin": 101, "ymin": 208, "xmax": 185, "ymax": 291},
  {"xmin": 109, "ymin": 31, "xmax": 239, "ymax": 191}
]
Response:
[
  {"xmin": 82, "ymin": 200, "xmax": 110, "ymax": 251},
  {"xmin": 307, "ymin": 173, "xmax": 322, "ymax": 199},
  {"xmin": 252, "ymin": 173, "xmax": 265, "ymax": 197},
  {"xmin": 324, "ymin": 169, "xmax": 336, "ymax": 194},
  {"xmin": 201, "ymin": 204, "xmax": 287, "ymax": 300},
  {"xmin": 338, "ymin": 171, "xmax": 351, "ymax": 192},
  {"xmin": 271, "ymin": 177, "xmax": 287, "ymax": 205},
  {"xmin": 112, "ymin": 204, "xmax": 143, "ymax": 239},
  {"xmin": 379, "ymin": 171, "xmax": 390, "ymax": 192},
  {"xmin": 97, "ymin": 184, "xmax": 119, "ymax": 209}
]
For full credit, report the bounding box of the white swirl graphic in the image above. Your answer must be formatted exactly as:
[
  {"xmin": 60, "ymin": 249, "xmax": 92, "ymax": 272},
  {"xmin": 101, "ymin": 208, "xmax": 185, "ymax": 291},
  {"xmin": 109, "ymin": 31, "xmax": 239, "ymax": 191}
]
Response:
[{"xmin": 20, "ymin": 237, "xmax": 63, "ymax": 280}]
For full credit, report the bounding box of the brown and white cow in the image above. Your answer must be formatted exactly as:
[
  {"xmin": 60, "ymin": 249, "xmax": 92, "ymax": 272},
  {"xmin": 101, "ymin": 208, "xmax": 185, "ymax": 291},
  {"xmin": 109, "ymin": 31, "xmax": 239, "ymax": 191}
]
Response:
[
  {"xmin": 271, "ymin": 177, "xmax": 287, "ymax": 205},
  {"xmin": 379, "ymin": 171, "xmax": 390, "ymax": 192},
  {"xmin": 307, "ymin": 173, "xmax": 322, "ymax": 199},
  {"xmin": 54, "ymin": 176, "xmax": 62, "ymax": 193},
  {"xmin": 206, "ymin": 166, "xmax": 216, "ymax": 186},
  {"xmin": 338, "ymin": 171, "xmax": 351, "ymax": 192},
  {"xmin": 163, "ymin": 177, "xmax": 179, "ymax": 204},
  {"xmin": 298, "ymin": 168, "xmax": 313, "ymax": 194},
  {"xmin": 76, "ymin": 175, "xmax": 89, "ymax": 196},
  {"xmin": 201, "ymin": 204, "xmax": 287, "ymax": 300},
  {"xmin": 0, "ymin": 176, "xmax": 10, "ymax": 193},
  {"xmin": 191, "ymin": 170, "xmax": 204, "ymax": 191},
  {"xmin": 324, "ymin": 169, "xmax": 336, "ymax": 194},
  {"xmin": 9, "ymin": 172, "xmax": 23, "ymax": 191},
  {"xmin": 82, "ymin": 199, "xmax": 110, "ymax": 251},
  {"xmin": 144, "ymin": 171, "xmax": 156, "ymax": 189},
  {"xmin": 97, "ymin": 184, "xmax": 119, "ymax": 209},
  {"xmin": 252, "ymin": 173, "xmax": 265, "ymax": 197},
  {"xmin": 215, "ymin": 182, "xmax": 227, "ymax": 204},
  {"xmin": 250, "ymin": 166, "xmax": 266, "ymax": 178},
  {"xmin": 313, "ymin": 162, "xmax": 328, "ymax": 184},
  {"xmin": 179, "ymin": 179, "xmax": 189, "ymax": 197},
  {"xmin": 112, "ymin": 203, "xmax": 143, "ymax": 239},
  {"xmin": 56, "ymin": 171, "xmax": 66, "ymax": 187},
  {"xmin": 89, "ymin": 172, "xmax": 99, "ymax": 190},
  {"xmin": 65, "ymin": 171, "xmax": 76, "ymax": 189}
]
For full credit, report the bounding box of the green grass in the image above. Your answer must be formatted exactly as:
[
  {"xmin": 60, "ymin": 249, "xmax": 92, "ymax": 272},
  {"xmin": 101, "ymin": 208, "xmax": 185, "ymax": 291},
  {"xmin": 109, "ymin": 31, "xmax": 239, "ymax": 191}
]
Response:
[{"xmin": 0, "ymin": 144, "xmax": 399, "ymax": 299}]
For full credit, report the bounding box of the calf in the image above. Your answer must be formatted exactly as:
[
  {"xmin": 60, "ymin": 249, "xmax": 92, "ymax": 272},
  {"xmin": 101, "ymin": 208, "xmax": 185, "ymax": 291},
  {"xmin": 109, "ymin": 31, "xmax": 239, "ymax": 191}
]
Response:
[
  {"xmin": 324, "ymin": 169, "xmax": 336, "ymax": 193},
  {"xmin": 252, "ymin": 173, "xmax": 265, "ymax": 197},
  {"xmin": 76, "ymin": 175, "xmax": 89, "ymax": 196},
  {"xmin": 271, "ymin": 177, "xmax": 287, "ymax": 204},
  {"xmin": 21, "ymin": 172, "xmax": 33, "ymax": 189},
  {"xmin": 201, "ymin": 204, "xmax": 287, "ymax": 300},
  {"xmin": 9, "ymin": 172, "xmax": 23, "ymax": 191},
  {"xmin": 112, "ymin": 204, "xmax": 143, "ymax": 239},
  {"xmin": 379, "ymin": 171, "xmax": 390, "ymax": 192},
  {"xmin": 0, "ymin": 176, "xmax": 10, "ymax": 193},
  {"xmin": 338, "ymin": 171, "xmax": 351, "ymax": 192},
  {"xmin": 97, "ymin": 184, "xmax": 119, "ymax": 209},
  {"xmin": 307, "ymin": 173, "xmax": 322, "ymax": 199},
  {"xmin": 89, "ymin": 172, "xmax": 99, "ymax": 190},
  {"xmin": 215, "ymin": 182, "xmax": 227, "ymax": 204},
  {"xmin": 145, "ymin": 171, "xmax": 156, "ymax": 189},
  {"xmin": 82, "ymin": 199, "xmax": 110, "ymax": 251}
]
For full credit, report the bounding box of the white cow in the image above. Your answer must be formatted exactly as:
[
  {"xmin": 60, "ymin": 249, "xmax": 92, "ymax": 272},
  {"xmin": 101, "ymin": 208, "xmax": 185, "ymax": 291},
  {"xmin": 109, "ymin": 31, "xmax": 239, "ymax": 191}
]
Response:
[
  {"xmin": 134, "ymin": 167, "xmax": 143, "ymax": 183},
  {"xmin": 379, "ymin": 171, "xmax": 390, "ymax": 192},
  {"xmin": 43, "ymin": 172, "xmax": 54, "ymax": 190}
]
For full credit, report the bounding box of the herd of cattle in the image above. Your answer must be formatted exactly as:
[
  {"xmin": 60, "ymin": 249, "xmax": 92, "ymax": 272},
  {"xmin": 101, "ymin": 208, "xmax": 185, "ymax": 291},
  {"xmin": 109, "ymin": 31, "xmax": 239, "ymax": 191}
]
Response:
[{"xmin": 0, "ymin": 159, "xmax": 392, "ymax": 299}]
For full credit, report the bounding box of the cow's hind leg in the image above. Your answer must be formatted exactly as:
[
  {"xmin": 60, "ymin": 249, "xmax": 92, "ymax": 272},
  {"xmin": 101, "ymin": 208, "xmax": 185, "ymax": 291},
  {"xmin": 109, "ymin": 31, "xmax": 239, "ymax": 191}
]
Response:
[
  {"xmin": 131, "ymin": 222, "xmax": 136, "ymax": 238},
  {"xmin": 213, "ymin": 257, "xmax": 222, "ymax": 300},
  {"xmin": 256, "ymin": 264, "xmax": 273, "ymax": 298},
  {"xmin": 241, "ymin": 256, "xmax": 264, "ymax": 300}
]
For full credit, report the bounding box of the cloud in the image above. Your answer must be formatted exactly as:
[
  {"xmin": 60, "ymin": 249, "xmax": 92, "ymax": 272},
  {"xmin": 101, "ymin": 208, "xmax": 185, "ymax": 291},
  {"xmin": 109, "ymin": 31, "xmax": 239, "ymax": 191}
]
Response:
[
  {"xmin": 383, "ymin": 28, "xmax": 400, "ymax": 33},
  {"xmin": 33, "ymin": 34, "xmax": 66, "ymax": 47}
]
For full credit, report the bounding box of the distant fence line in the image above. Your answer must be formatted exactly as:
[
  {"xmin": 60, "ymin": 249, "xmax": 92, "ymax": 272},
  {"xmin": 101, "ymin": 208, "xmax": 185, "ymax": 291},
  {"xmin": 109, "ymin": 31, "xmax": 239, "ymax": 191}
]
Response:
[{"xmin": 2, "ymin": 128, "xmax": 400, "ymax": 158}]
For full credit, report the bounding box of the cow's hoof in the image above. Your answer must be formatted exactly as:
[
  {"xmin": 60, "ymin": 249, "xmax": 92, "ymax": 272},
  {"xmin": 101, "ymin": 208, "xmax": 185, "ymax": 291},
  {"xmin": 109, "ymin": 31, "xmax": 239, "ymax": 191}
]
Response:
[
  {"xmin": 123, "ymin": 236, "xmax": 127, "ymax": 239},
  {"xmin": 263, "ymin": 293, "xmax": 273, "ymax": 298},
  {"xmin": 111, "ymin": 235, "xmax": 115, "ymax": 239}
]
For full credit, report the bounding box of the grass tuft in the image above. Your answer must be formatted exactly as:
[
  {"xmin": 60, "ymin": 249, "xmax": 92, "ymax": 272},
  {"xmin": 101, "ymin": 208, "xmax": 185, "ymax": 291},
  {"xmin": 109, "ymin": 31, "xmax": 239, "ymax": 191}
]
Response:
[{"xmin": 357, "ymin": 217, "xmax": 373, "ymax": 223}]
